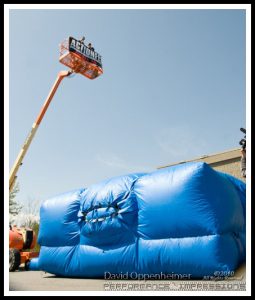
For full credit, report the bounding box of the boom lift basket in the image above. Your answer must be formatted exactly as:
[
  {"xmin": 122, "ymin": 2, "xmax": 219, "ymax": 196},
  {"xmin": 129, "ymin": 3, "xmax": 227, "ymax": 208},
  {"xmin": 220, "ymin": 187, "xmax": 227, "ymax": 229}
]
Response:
[{"xmin": 59, "ymin": 37, "xmax": 103, "ymax": 80}]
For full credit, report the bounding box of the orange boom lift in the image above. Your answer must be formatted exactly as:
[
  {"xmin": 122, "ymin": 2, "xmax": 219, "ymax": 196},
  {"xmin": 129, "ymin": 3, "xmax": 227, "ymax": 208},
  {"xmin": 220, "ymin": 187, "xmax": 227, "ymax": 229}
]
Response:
[
  {"xmin": 9, "ymin": 36, "xmax": 103, "ymax": 191},
  {"xmin": 9, "ymin": 225, "xmax": 39, "ymax": 271},
  {"xmin": 9, "ymin": 36, "xmax": 103, "ymax": 271}
]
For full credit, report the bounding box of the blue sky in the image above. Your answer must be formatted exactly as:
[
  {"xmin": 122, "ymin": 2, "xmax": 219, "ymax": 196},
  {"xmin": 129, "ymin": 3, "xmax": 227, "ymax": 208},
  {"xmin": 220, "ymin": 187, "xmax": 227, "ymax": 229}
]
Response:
[{"xmin": 8, "ymin": 7, "xmax": 247, "ymax": 212}]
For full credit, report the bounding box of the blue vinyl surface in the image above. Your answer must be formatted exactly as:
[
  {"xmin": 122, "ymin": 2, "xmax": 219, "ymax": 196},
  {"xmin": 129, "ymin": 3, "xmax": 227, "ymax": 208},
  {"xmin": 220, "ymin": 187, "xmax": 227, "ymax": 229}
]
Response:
[{"xmin": 29, "ymin": 162, "xmax": 246, "ymax": 278}]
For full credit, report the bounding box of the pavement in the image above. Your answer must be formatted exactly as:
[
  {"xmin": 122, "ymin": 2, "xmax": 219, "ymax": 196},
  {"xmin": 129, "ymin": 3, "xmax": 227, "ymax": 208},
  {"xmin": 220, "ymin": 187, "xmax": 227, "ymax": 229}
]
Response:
[{"xmin": 9, "ymin": 263, "xmax": 246, "ymax": 293}]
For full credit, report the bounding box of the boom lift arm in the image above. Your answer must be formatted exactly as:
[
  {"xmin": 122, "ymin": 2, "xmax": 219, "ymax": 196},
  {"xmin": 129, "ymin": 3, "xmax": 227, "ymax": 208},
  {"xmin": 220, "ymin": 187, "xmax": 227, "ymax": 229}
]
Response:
[
  {"xmin": 10, "ymin": 36, "xmax": 103, "ymax": 192},
  {"xmin": 9, "ymin": 70, "xmax": 72, "ymax": 192}
]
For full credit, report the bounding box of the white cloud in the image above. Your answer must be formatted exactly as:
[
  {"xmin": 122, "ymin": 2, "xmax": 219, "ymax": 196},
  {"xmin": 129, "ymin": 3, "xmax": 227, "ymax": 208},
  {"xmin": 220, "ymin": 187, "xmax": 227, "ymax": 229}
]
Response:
[
  {"xmin": 95, "ymin": 153, "xmax": 152, "ymax": 173},
  {"xmin": 156, "ymin": 125, "xmax": 208, "ymax": 162}
]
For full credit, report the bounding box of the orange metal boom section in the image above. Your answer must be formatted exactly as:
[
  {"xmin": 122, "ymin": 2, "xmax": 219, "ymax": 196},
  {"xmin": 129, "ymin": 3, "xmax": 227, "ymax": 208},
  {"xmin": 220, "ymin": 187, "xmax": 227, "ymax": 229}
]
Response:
[
  {"xmin": 9, "ymin": 71, "xmax": 72, "ymax": 191},
  {"xmin": 9, "ymin": 226, "xmax": 37, "ymax": 250}
]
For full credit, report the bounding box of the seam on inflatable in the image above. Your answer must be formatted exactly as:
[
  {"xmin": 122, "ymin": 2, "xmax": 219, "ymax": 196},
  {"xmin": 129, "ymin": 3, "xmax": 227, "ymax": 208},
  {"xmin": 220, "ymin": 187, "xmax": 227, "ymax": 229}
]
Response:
[
  {"xmin": 218, "ymin": 172, "xmax": 246, "ymax": 221},
  {"xmin": 197, "ymin": 163, "xmax": 219, "ymax": 233},
  {"xmin": 135, "ymin": 237, "xmax": 139, "ymax": 271},
  {"xmin": 133, "ymin": 177, "xmax": 141, "ymax": 262},
  {"xmin": 137, "ymin": 231, "xmax": 244, "ymax": 241},
  {"xmin": 64, "ymin": 245, "xmax": 78, "ymax": 275},
  {"xmin": 231, "ymin": 232, "xmax": 245, "ymax": 262}
]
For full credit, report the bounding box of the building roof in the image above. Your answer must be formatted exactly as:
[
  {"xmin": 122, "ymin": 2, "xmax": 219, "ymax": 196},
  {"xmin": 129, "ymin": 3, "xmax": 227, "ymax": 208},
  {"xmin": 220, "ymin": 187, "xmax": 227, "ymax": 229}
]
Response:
[{"xmin": 157, "ymin": 148, "xmax": 241, "ymax": 169}]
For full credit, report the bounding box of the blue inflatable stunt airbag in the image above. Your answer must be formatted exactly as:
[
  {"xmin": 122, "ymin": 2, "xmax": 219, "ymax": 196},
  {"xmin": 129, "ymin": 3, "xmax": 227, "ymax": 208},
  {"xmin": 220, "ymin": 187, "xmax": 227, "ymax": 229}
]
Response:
[{"xmin": 29, "ymin": 162, "xmax": 246, "ymax": 278}]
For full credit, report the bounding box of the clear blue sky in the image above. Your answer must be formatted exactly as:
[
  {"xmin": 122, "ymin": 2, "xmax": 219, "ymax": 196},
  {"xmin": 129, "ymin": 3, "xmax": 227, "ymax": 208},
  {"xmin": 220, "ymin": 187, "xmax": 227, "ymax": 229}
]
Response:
[{"xmin": 8, "ymin": 8, "xmax": 246, "ymax": 209}]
